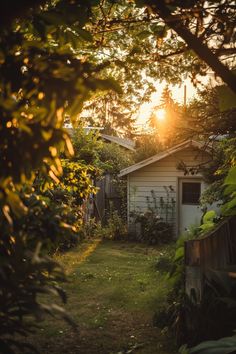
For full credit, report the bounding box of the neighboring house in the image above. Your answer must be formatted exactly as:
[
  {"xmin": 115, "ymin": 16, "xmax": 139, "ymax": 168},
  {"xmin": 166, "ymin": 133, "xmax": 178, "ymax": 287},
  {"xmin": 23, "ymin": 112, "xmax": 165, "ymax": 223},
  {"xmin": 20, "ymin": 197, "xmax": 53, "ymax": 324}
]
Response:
[
  {"xmin": 119, "ymin": 140, "xmax": 213, "ymax": 237},
  {"xmin": 100, "ymin": 134, "xmax": 135, "ymax": 151}
]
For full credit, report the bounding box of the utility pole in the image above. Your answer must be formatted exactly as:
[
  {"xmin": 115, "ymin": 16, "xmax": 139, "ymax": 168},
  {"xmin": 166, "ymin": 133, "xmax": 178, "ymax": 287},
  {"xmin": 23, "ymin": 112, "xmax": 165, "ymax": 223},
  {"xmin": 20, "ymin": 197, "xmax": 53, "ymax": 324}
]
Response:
[{"xmin": 184, "ymin": 84, "xmax": 187, "ymax": 107}]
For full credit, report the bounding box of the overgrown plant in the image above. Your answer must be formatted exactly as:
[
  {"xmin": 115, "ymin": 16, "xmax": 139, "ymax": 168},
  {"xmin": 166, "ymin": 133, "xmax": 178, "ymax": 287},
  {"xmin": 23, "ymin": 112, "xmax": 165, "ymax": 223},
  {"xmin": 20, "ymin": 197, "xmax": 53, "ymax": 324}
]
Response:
[
  {"xmin": 79, "ymin": 211, "xmax": 128, "ymax": 241},
  {"xmin": 153, "ymin": 227, "xmax": 197, "ymax": 344},
  {"xmin": 179, "ymin": 336, "xmax": 236, "ymax": 354},
  {"xmin": 132, "ymin": 187, "xmax": 175, "ymax": 244},
  {"xmin": 153, "ymin": 210, "xmax": 220, "ymax": 346},
  {"xmin": 178, "ymin": 154, "xmax": 236, "ymax": 353},
  {"xmin": 179, "ymin": 269, "xmax": 236, "ymax": 353},
  {"xmin": 0, "ymin": 2, "xmax": 121, "ymax": 351}
]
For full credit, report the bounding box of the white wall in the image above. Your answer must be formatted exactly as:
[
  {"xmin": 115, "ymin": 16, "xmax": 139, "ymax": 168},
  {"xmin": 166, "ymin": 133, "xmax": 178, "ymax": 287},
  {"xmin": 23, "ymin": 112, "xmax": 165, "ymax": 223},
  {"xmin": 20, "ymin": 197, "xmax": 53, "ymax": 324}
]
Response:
[{"xmin": 127, "ymin": 147, "xmax": 211, "ymax": 234}]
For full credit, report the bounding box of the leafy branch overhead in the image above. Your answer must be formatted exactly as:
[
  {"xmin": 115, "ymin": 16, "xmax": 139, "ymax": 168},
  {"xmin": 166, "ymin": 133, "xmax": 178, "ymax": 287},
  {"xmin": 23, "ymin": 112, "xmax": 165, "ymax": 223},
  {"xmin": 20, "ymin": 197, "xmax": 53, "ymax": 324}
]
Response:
[
  {"xmin": 143, "ymin": 0, "xmax": 236, "ymax": 92},
  {"xmin": 0, "ymin": 0, "xmax": 235, "ymax": 352}
]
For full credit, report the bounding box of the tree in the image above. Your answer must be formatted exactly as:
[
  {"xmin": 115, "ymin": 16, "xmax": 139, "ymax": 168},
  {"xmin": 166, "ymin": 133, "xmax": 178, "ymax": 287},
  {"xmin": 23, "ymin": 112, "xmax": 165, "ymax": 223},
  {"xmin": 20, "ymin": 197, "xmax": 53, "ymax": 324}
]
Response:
[
  {"xmin": 0, "ymin": 2, "xmax": 121, "ymax": 351},
  {"xmin": 80, "ymin": 0, "xmax": 236, "ymax": 92},
  {"xmin": 148, "ymin": 86, "xmax": 183, "ymax": 146},
  {"xmin": 81, "ymin": 91, "xmax": 137, "ymax": 137},
  {"xmin": 134, "ymin": 133, "xmax": 163, "ymax": 161},
  {"xmin": 0, "ymin": 0, "xmax": 235, "ymax": 351},
  {"xmin": 180, "ymin": 86, "xmax": 236, "ymax": 139},
  {"xmin": 1, "ymin": 1, "xmax": 235, "ymax": 93},
  {"xmin": 98, "ymin": 141, "xmax": 134, "ymax": 175},
  {"xmin": 143, "ymin": 0, "xmax": 236, "ymax": 93}
]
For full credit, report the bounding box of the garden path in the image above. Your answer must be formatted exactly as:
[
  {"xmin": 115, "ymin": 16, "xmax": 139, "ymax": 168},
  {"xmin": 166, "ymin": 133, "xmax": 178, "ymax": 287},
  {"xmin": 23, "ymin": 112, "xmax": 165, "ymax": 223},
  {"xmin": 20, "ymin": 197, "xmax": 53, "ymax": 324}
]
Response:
[{"xmin": 29, "ymin": 240, "xmax": 176, "ymax": 354}]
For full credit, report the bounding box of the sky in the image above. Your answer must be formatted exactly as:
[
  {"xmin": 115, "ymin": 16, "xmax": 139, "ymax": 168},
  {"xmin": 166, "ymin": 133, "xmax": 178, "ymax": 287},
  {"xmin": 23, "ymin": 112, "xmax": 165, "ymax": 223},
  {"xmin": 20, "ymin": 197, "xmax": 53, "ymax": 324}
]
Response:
[
  {"xmin": 135, "ymin": 78, "xmax": 197, "ymax": 126},
  {"xmin": 135, "ymin": 74, "xmax": 215, "ymax": 126}
]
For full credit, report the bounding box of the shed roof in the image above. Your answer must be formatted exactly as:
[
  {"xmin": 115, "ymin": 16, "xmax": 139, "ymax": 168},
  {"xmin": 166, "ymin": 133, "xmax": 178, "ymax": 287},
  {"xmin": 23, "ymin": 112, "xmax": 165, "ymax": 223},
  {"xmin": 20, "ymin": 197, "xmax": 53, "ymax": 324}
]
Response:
[{"xmin": 119, "ymin": 140, "xmax": 211, "ymax": 177}]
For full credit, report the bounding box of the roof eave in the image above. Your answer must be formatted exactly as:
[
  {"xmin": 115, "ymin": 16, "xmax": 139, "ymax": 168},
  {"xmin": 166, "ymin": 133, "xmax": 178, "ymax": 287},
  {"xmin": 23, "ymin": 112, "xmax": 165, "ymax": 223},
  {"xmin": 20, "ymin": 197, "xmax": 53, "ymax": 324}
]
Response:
[{"xmin": 119, "ymin": 140, "xmax": 211, "ymax": 177}]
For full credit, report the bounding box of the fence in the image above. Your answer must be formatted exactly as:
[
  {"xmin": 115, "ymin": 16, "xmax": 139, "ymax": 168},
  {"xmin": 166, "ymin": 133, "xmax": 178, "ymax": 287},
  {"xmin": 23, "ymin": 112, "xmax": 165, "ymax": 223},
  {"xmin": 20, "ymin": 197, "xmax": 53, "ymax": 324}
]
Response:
[
  {"xmin": 94, "ymin": 174, "xmax": 122, "ymax": 222},
  {"xmin": 185, "ymin": 216, "xmax": 236, "ymax": 302}
]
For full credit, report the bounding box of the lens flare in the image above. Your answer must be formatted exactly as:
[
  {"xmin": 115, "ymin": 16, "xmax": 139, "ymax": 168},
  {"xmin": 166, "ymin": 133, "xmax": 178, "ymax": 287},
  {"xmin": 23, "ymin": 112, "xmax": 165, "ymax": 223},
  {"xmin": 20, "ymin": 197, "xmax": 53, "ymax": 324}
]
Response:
[{"xmin": 156, "ymin": 108, "xmax": 166, "ymax": 121}]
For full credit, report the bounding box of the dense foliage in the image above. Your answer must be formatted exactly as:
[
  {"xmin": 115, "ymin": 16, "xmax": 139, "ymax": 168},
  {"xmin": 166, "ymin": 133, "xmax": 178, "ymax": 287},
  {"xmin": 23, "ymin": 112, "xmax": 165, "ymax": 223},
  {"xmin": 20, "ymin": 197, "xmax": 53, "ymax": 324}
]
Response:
[
  {"xmin": 0, "ymin": 2, "xmax": 120, "ymax": 351},
  {"xmin": 0, "ymin": 0, "xmax": 235, "ymax": 352}
]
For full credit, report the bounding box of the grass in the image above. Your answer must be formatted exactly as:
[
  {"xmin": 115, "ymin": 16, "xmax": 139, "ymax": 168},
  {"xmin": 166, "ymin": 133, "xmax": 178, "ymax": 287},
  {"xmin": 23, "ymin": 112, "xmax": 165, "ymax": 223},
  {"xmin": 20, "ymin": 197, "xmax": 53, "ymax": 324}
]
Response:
[{"xmin": 28, "ymin": 240, "xmax": 177, "ymax": 354}]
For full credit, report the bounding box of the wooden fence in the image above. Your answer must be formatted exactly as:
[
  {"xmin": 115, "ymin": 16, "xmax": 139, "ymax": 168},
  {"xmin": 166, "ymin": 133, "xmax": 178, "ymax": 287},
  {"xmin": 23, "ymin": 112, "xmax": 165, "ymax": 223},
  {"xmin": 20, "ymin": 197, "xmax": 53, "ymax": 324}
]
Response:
[
  {"xmin": 94, "ymin": 174, "xmax": 122, "ymax": 222},
  {"xmin": 185, "ymin": 216, "xmax": 236, "ymax": 302}
]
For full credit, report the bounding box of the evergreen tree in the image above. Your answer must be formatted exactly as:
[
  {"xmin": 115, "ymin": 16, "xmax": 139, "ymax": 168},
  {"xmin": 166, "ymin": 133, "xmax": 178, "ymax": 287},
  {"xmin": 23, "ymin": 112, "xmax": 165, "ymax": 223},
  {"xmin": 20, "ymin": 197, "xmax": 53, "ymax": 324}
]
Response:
[{"xmin": 148, "ymin": 86, "xmax": 182, "ymax": 147}]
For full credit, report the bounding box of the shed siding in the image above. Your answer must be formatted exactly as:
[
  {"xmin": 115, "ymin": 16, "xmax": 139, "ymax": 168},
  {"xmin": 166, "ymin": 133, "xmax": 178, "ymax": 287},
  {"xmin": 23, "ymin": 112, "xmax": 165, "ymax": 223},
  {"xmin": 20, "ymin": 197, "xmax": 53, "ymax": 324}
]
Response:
[{"xmin": 128, "ymin": 147, "xmax": 210, "ymax": 232}]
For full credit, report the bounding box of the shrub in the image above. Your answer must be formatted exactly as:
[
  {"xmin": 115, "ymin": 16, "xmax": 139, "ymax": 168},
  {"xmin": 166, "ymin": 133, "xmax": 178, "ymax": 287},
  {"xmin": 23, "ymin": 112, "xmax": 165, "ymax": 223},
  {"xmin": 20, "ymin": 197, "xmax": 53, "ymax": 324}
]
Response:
[
  {"xmin": 102, "ymin": 211, "xmax": 128, "ymax": 241},
  {"xmin": 79, "ymin": 218, "xmax": 101, "ymax": 239},
  {"xmin": 0, "ymin": 217, "xmax": 76, "ymax": 354},
  {"xmin": 80, "ymin": 212, "xmax": 128, "ymax": 241},
  {"xmin": 130, "ymin": 187, "xmax": 175, "ymax": 244},
  {"xmin": 134, "ymin": 211, "xmax": 173, "ymax": 244}
]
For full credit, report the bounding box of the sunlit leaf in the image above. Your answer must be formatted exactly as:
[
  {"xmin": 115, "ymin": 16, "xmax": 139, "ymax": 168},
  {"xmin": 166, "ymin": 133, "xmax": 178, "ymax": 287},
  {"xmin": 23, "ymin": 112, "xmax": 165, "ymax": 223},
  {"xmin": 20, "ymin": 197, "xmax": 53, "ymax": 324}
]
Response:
[
  {"xmin": 6, "ymin": 192, "xmax": 28, "ymax": 218},
  {"xmin": 137, "ymin": 30, "xmax": 152, "ymax": 39},
  {"xmin": 202, "ymin": 210, "xmax": 216, "ymax": 224}
]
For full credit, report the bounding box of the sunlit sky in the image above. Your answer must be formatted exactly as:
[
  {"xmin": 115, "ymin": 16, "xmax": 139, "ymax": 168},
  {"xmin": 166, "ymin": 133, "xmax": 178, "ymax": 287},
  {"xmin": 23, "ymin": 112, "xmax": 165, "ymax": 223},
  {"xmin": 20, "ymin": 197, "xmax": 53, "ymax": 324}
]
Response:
[{"xmin": 135, "ymin": 76, "xmax": 212, "ymax": 125}]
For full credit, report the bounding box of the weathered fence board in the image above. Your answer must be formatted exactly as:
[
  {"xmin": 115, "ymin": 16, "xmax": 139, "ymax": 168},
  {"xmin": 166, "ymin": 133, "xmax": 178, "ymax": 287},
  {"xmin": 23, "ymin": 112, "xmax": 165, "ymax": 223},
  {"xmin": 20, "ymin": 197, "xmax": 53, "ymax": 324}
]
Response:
[
  {"xmin": 95, "ymin": 174, "xmax": 123, "ymax": 222},
  {"xmin": 185, "ymin": 216, "xmax": 236, "ymax": 302}
]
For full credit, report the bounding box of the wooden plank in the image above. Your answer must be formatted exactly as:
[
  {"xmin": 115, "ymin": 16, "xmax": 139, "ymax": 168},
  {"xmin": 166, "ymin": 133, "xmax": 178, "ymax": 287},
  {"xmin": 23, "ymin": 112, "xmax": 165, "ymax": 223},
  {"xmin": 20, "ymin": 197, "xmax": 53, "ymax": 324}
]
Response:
[
  {"xmin": 130, "ymin": 176, "xmax": 178, "ymax": 182},
  {"xmin": 133, "ymin": 169, "xmax": 182, "ymax": 176},
  {"xmin": 185, "ymin": 216, "xmax": 236, "ymax": 301},
  {"xmin": 185, "ymin": 266, "xmax": 203, "ymax": 303},
  {"xmin": 185, "ymin": 240, "xmax": 201, "ymax": 266},
  {"xmin": 129, "ymin": 181, "xmax": 176, "ymax": 187}
]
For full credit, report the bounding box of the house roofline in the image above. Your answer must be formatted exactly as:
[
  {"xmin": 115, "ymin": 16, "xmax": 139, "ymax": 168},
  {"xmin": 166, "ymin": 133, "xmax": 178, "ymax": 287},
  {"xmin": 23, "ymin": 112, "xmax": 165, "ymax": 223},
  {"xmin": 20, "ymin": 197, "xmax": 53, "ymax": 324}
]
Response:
[
  {"xmin": 101, "ymin": 134, "xmax": 135, "ymax": 151},
  {"xmin": 119, "ymin": 140, "xmax": 211, "ymax": 177}
]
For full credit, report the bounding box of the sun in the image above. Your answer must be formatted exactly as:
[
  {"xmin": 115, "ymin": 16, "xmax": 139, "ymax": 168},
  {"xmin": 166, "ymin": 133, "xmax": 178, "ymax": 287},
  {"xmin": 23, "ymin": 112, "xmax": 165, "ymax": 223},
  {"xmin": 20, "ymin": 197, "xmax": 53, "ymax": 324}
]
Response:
[{"xmin": 155, "ymin": 108, "xmax": 166, "ymax": 121}]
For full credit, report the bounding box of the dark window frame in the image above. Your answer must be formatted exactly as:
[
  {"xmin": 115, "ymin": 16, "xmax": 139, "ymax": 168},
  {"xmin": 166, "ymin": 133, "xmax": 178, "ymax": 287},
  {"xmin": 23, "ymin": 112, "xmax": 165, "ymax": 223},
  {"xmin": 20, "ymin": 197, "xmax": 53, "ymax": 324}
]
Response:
[{"xmin": 182, "ymin": 182, "xmax": 201, "ymax": 205}]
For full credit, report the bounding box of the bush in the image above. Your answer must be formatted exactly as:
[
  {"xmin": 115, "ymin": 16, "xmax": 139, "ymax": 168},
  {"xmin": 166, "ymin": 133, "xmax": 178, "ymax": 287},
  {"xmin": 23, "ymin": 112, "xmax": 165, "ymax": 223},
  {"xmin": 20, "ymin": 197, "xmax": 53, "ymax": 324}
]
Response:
[
  {"xmin": 0, "ymin": 217, "xmax": 75, "ymax": 353},
  {"xmin": 79, "ymin": 218, "xmax": 100, "ymax": 239},
  {"xmin": 101, "ymin": 211, "xmax": 128, "ymax": 241},
  {"xmin": 132, "ymin": 210, "xmax": 173, "ymax": 244},
  {"xmin": 153, "ymin": 213, "xmax": 236, "ymax": 348},
  {"xmin": 155, "ymin": 247, "xmax": 175, "ymax": 273},
  {"xmin": 79, "ymin": 212, "xmax": 128, "ymax": 241}
]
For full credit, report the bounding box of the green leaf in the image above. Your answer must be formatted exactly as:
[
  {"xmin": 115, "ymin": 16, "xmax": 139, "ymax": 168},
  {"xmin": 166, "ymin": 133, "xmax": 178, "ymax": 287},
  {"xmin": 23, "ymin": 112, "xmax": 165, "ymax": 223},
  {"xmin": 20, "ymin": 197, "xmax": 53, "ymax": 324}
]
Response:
[
  {"xmin": 6, "ymin": 192, "xmax": 28, "ymax": 218},
  {"xmin": 190, "ymin": 335, "xmax": 236, "ymax": 354},
  {"xmin": 217, "ymin": 85, "xmax": 236, "ymax": 111},
  {"xmin": 202, "ymin": 210, "xmax": 216, "ymax": 224},
  {"xmin": 179, "ymin": 344, "xmax": 190, "ymax": 354},
  {"xmin": 224, "ymin": 166, "xmax": 236, "ymax": 185},
  {"xmin": 137, "ymin": 30, "xmax": 152, "ymax": 39},
  {"xmin": 224, "ymin": 184, "xmax": 236, "ymax": 196},
  {"xmin": 77, "ymin": 29, "xmax": 93, "ymax": 42},
  {"xmin": 200, "ymin": 222, "xmax": 214, "ymax": 232},
  {"xmin": 96, "ymin": 78, "xmax": 122, "ymax": 94},
  {"xmin": 129, "ymin": 46, "xmax": 142, "ymax": 55},
  {"xmin": 40, "ymin": 12, "xmax": 65, "ymax": 26},
  {"xmin": 151, "ymin": 24, "xmax": 166, "ymax": 36},
  {"xmin": 174, "ymin": 246, "xmax": 184, "ymax": 261},
  {"xmin": 221, "ymin": 197, "xmax": 236, "ymax": 216}
]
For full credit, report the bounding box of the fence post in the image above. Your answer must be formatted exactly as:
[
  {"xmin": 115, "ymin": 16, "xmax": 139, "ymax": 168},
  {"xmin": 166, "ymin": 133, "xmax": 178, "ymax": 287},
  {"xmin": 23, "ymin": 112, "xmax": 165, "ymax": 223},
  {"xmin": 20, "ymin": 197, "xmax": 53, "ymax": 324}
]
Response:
[{"xmin": 185, "ymin": 240, "xmax": 203, "ymax": 303}]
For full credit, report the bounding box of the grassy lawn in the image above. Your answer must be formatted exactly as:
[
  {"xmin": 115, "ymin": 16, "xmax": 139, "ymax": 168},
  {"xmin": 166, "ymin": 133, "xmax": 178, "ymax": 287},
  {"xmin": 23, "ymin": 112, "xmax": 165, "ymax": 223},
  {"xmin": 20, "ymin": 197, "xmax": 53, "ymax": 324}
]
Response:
[{"xmin": 28, "ymin": 240, "xmax": 177, "ymax": 354}]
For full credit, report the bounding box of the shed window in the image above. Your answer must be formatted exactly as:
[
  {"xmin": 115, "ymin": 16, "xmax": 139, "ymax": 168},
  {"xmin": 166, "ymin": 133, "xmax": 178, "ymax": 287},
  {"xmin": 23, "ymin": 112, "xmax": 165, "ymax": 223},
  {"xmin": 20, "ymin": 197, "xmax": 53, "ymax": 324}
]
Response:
[{"xmin": 182, "ymin": 182, "xmax": 201, "ymax": 205}]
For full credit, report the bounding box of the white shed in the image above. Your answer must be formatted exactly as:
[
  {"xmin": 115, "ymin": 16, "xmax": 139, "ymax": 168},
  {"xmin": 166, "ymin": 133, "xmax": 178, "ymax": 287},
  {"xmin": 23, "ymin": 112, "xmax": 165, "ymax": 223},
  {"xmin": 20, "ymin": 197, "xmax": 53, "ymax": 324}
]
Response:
[{"xmin": 119, "ymin": 140, "xmax": 213, "ymax": 237}]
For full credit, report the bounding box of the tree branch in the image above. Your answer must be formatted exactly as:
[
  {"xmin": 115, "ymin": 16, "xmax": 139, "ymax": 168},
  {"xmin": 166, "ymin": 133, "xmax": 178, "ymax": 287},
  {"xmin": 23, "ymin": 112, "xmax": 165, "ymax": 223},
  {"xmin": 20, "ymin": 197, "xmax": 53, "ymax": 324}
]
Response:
[{"xmin": 144, "ymin": 0, "xmax": 236, "ymax": 93}]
